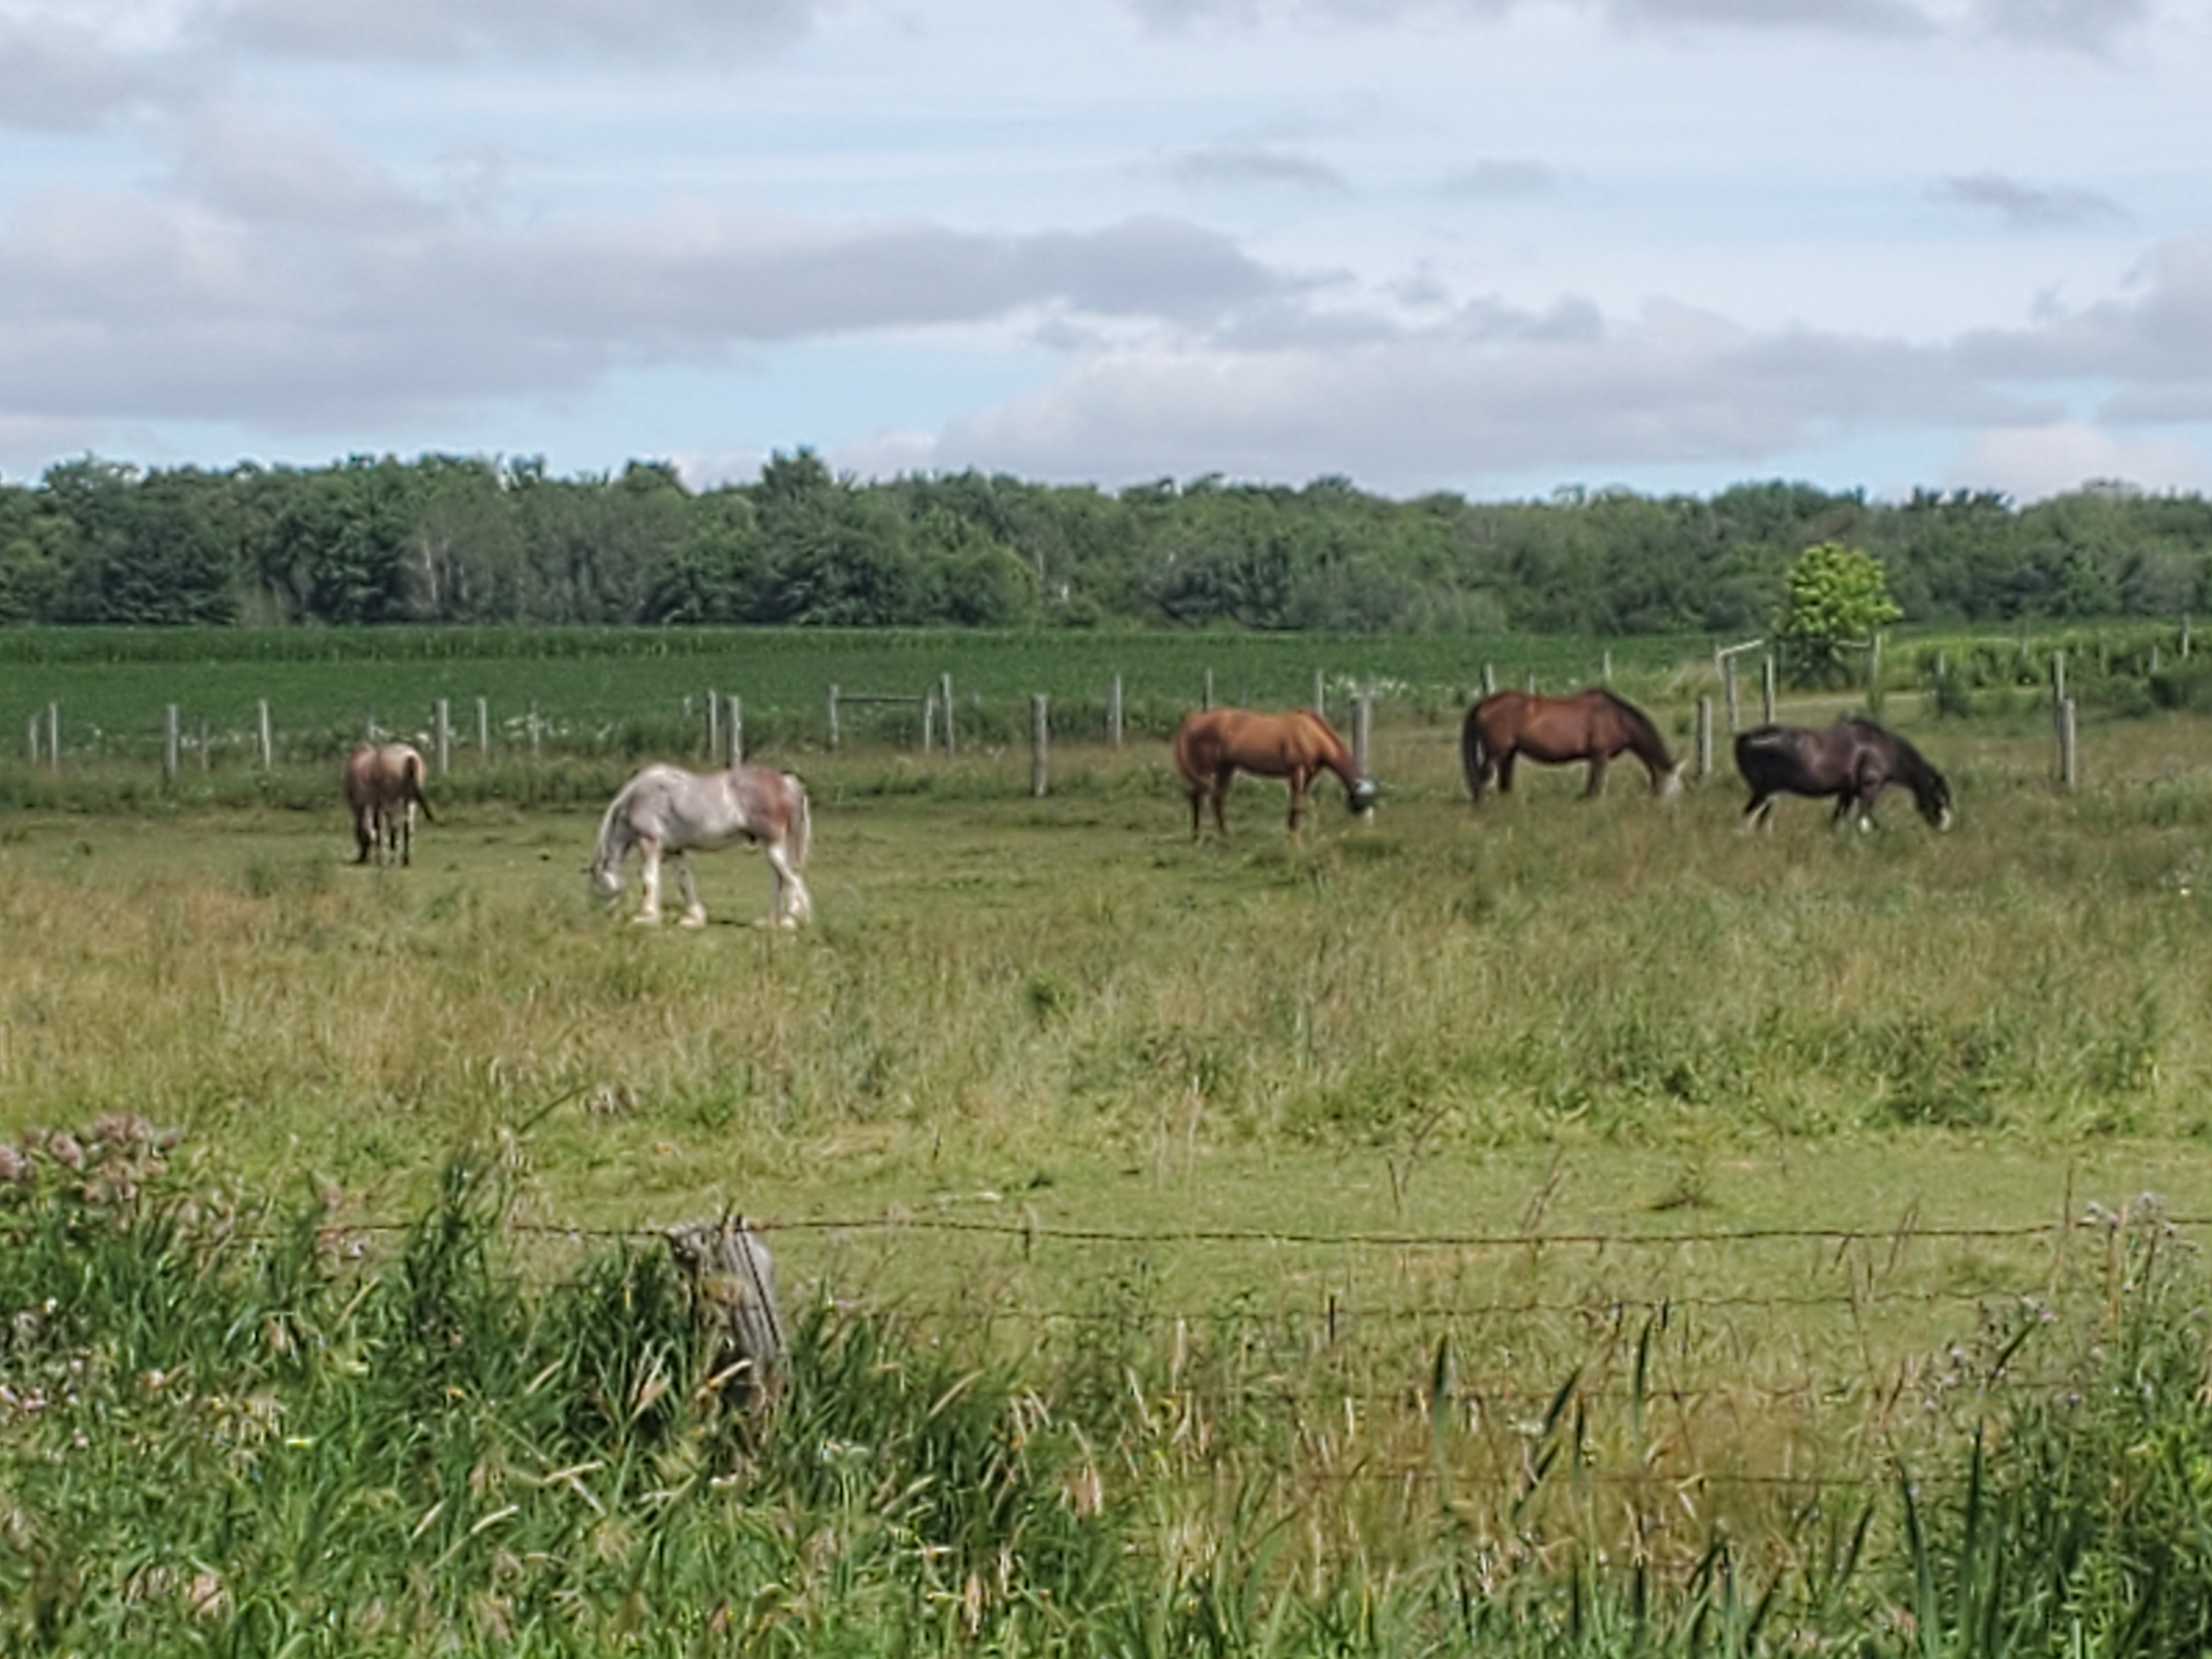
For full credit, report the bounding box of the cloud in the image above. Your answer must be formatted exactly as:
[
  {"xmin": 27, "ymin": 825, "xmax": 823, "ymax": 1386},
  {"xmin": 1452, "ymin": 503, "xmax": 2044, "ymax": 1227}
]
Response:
[
  {"xmin": 1440, "ymin": 157, "xmax": 1572, "ymax": 199},
  {"xmin": 865, "ymin": 300, "xmax": 2033, "ymax": 493},
  {"xmin": 1968, "ymin": 0, "xmax": 2152, "ymax": 52},
  {"xmin": 1934, "ymin": 172, "xmax": 2128, "ymax": 230},
  {"xmin": 0, "ymin": 170, "xmax": 1295, "ymax": 430},
  {"xmin": 197, "ymin": 0, "xmax": 822, "ymax": 61},
  {"xmin": 1127, "ymin": 0, "xmax": 1933, "ymax": 38},
  {"xmin": 1955, "ymin": 238, "xmax": 2212, "ymax": 407},
  {"xmin": 1165, "ymin": 145, "xmax": 1353, "ymax": 194},
  {"xmin": 0, "ymin": 17, "xmax": 192, "ymax": 129},
  {"xmin": 1949, "ymin": 419, "xmax": 2207, "ymax": 500}
]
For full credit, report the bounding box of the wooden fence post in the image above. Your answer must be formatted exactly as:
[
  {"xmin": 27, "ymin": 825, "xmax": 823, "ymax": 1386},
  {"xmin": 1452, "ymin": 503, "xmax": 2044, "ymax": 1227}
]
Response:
[
  {"xmin": 707, "ymin": 690, "xmax": 719, "ymax": 763},
  {"xmin": 1031, "ymin": 694, "xmax": 1049, "ymax": 797},
  {"xmin": 528, "ymin": 701, "xmax": 540, "ymax": 763},
  {"xmin": 47, "ymin": 702, "xmax": 58, "ymax": 774},
  {"xmin": 477, "ymin": 696, "xmax": 490, "ymax": 760},
  {"xmin": 922, "ymin": 692, "xmax": 935, "ymax": 754},
  {"xmin": 1696, "ymin": 696, "xmax": 1714, "ymax": 781},
  {"xmin": 1601, "ymin": 648, "xmax": 1613, "ymax": 684},
  {"xmin": 1313, "ymin": 669, "xmax": 1325, "ymax": 719},
  {"xmin": 941, "ymin": 673, "xmax": 956, "ymax": 758},
  {"xmin": 163, "ymin": 704, "xmax": 179, "ymax": 785},
  {"xmin": 1108, "ymin": 673, "xmax": 1123, "ymax": 748},
  {"xmin": 2058, "ymin": 697, "xmax": 2078, "ymax": 790},
  {"xmin": 1353, "ymin": 694, "xmax": 1373, "ymax": 778},
  {"xmin": 1525, "ymin": 668, "xmax": 1537, "ymax": 693},
  {"xmin": 197, "ymin": 718, "xmax": 210, "ymax": 772},
  {"xmin": 27, "ymin": 713, "xmax": 39, "ymax": 766},
  {"xmin": 1762, "ymin": 654, "xmax": 1776, "ymax": 725},
  {"xmin": 827, "ymin": 685, "xmax": 840, "ymax": 751},
  {"xmin": 2051, "ymin": 650, "xmax": 2067, "ymax": 733},
  {"xmin": 258, "ymin": 699, "xmax": 273, "ymax": 770},
  {"xmin": 664, "ymin": 1218, "xmax": 787, "ymax": 1421},
  {"xmin": 436, "ymin": 698, "xmax": 451, "ymax": 776},
  {"xmin": 727, "ymin": 695, "xmax": 743, "ymax": 767}
]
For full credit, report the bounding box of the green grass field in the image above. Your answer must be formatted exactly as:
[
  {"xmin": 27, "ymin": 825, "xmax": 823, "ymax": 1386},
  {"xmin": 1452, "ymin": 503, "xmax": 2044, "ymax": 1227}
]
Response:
[{"xmin": 5, "ymin": 681, "xmax": 2212, "ymax": 1654}]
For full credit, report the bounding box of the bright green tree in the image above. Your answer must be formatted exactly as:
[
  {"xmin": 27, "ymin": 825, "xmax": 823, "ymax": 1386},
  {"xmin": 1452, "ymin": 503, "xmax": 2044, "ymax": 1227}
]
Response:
[{"xmin": 1778, "ymin": 540, "xmax": 1901, "ymax": 684}]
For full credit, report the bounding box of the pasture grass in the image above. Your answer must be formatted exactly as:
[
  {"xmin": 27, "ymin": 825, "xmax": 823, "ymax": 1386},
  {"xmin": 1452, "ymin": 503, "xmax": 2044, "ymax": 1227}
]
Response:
[{"xmin": 5, "ymin": 706, "xmax": 2212, "ymax": 1651}]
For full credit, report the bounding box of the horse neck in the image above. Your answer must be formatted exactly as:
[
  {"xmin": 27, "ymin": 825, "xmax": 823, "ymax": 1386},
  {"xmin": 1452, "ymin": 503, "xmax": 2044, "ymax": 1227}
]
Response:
[{"xmin": 1612, "ymin": 703, "xmax": 1673, "ymax": 779}]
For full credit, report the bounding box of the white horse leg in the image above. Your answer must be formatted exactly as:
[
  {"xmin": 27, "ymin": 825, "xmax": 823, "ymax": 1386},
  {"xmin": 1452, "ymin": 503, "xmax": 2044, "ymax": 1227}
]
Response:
[
  {"xmin": 766, "ymin": 843, "xmax": 810, "ymax": 928},
  {"xmin": 675, "ymin": 854, "xmax": 707, "ymax": 929},
  {"xmin": 635, "ymin": 839, "xmax": 664, "ymax": 924}
]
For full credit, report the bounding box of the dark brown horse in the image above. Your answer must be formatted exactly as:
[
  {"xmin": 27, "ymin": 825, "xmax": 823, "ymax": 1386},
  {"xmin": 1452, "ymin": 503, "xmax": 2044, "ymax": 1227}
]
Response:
[
  {"xmin": 344, "ymin": 742, "xmax": 435, "ymax": 866},
  {"xmin": 1734, "ymin": 718, "xmax": 1954, "ymax": 832},
  {"xmin": 1460, "ymin": 689, "xmax": 1685, "ymax": 803},
  {"xmin": 1172, "ymin": 707, "xmax": 1377, "ymax": 839}
]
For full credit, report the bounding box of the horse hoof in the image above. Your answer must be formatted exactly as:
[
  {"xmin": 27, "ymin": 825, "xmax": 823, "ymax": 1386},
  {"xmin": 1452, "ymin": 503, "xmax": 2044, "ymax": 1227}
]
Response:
[
  {"xmin": 631, "ymin": 911, "xmax": 662, "ymax": 927},
  {"xmin": 679, "ymin": 909, "xmax": 708, "ymax": 929}
]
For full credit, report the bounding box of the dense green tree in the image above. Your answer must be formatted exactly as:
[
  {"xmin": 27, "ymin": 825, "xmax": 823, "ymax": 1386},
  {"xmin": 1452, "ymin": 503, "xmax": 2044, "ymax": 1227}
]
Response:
[{"xmin": 1778, "ymin": 540, "xmax": 1901, "ymax": 684}]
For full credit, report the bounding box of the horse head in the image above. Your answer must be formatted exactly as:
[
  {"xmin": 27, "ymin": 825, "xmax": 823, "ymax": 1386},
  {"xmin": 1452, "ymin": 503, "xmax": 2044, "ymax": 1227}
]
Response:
[
  {"xmin": 1346, "ymin": 777, "xmax": 1379, "ymax": 815},
  {"xmin": 1657, "ymin": 759, "xmax": 1689, "ymax": 803}
]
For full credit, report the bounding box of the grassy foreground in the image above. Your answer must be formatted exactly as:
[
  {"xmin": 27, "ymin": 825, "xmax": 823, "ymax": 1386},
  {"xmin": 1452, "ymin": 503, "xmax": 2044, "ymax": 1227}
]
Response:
[{"xmin": 4, "ymin": 704, "xmax": 2212, "ymax": 1652}]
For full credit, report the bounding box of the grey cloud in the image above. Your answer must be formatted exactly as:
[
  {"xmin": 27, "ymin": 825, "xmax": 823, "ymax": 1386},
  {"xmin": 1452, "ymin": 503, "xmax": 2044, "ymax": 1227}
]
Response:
[
  {"xmin": 1935, "ymin": 173, "xmax": 2128, "ymax": 230},
  {"xmin": 1167, "ymin": 146, "xmax": 1353, "ymax": 195},
  {"xmin": 0, "ymin": 19, "xmax": 191, "ymax": 129},
  {"xmin": 1955, "ymin": 238, "xmax": 2212, "ymax": 404},
  {"xmin": 1972, "ymin": 0, "xmax": 2151, "ymax": 51},
  {"xmin": 909, "ymin": 306, "xmax": 2033, "ymax": 495},
  {"xmin": 200, "ymin": 0, "xmax": 820, "ymax": 62},
  {"xmin": 1601, "ymin": 0, "xmax": 1931, "ymax": 34},
  {"xmin": 0, "ymin": 188, "xmax": 1291, "ymax": 430},
  {"xmin": 1440, "ymin": 159, "xmax": 1571, "ymax": 199}
]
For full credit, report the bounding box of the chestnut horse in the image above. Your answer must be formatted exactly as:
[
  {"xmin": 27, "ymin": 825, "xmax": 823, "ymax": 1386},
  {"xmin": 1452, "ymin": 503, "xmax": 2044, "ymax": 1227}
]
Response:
[
  {"xmin": 1460, "ymin": 689, "xmax": 1685, "ymax": 804},
  {"xmin": 344, "ymin": 742, "xmax": 435, "ymax": 866},
  {"xmin": 1172, "ymin": 707, "xmax": 1377, "ymax": 839},
  {"xmin": 1735, "ymin": 718, "xmax": 1954, "ymax": 832},
  {"xmin": 590, "ymin": 763, "xmax": 813, "ymax": 929}
]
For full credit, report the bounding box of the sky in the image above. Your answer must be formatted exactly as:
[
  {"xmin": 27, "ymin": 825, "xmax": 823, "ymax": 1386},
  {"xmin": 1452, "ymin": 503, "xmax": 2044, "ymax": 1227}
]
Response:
[{"xmin": 2, "ymin": 0, "xmax": 2209, "ymax": 505}]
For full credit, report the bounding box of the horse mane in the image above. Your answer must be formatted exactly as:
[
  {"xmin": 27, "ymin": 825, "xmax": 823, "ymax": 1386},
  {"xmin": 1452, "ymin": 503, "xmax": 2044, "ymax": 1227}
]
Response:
[
  {"xmin": 1853, "ymin": 718, "xmax": 1945, "ymax": 800},
  {"xmin": 1594, "ymin": 687, "xmax": 1673, "ymax": 764}
]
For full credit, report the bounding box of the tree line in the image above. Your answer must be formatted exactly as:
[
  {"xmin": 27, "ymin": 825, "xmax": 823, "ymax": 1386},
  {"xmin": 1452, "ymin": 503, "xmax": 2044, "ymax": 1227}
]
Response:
[{"xmin": 2, "ymin": 449, "xmax": 2207, "ymax": 634}]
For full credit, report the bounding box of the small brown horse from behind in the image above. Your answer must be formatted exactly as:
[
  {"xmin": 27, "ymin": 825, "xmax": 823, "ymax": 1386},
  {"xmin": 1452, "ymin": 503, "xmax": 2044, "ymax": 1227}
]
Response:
[
  {"xmin": 345, "ymin": 742, "xmax": 435, "ymax": 866},
  {"xmin": 1172, "ymin": 707, "xmax": 1377, "ymax": 839},
  {"xmin": 1461, "ymin": 688, "xmax": 1685, "ymax": 803}
]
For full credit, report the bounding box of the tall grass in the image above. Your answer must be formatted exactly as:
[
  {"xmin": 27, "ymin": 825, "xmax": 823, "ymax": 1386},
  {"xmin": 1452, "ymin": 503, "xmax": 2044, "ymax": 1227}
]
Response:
[{"xmin": 5, "ymin": 1118, "xmax": 2211, "ymax": 1654}]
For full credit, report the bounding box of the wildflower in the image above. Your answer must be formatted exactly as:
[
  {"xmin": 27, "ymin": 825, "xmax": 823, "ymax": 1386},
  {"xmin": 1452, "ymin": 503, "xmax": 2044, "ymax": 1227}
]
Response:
[{"xmin": 46, "ymin": 1131, "xmax": 83, "ymax": 1170}]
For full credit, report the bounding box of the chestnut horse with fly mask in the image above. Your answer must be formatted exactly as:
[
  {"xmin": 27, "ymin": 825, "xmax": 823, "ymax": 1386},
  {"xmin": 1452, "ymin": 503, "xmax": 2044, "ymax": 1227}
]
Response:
[
  {"xmin": 1460, "ymin": 688, "xmax": 1686, "ymax": 804},
  {"xmin": 590, "ymin": 763, "xmax": 814, "ymax": 929},
  {"xmin": 1734, "ymin": 718, "xmax": 1954, "ymax": 832},
  {"xmin": 345, "ymin": 742, "xmax": 435, "ymax": 866},
  {"xmin": 1172, "ymin": 707, "xmax": 1378, "ymax": 839}
]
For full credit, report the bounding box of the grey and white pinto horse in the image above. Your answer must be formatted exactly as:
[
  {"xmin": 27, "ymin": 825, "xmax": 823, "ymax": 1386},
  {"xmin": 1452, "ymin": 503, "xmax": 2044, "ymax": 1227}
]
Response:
[{"xmin": 590, "ymin": 764, "xmax": 814, "ymax": 929}]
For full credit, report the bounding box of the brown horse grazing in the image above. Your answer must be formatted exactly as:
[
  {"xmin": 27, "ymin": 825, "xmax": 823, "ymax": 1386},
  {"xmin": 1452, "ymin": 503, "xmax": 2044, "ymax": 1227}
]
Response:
[
  {"xmin": 344, "ymin": 742, "xmax": 435, "ymax": 866},
  {"xmin": 1735, "ymin": 718, "xmax": 1954, "ymax": 833},
  {"xmin": 1172, "ymin": 707, "xmax": 1378, "ymax": 839},
  {"xmin": 1460, "ymin": 688, "xmax": 1686, "ymax": 803}
]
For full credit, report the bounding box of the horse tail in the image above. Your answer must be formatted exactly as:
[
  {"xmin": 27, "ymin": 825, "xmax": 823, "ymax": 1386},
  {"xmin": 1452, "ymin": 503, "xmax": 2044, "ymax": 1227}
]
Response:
[
  {"xmin": 406, "ymin": 749, "xmax": 436, "ymax": 822},
  {"xmin": 590, "ymin": 776, "xmax": 637, "ymax": 889},
  {"xmin": 786, "ymin": 775, "xmax": 812, "ymax": 871},
  {"xmin": 1460, "ymin": 706, "xmax": 1490, "ymax": 800}
]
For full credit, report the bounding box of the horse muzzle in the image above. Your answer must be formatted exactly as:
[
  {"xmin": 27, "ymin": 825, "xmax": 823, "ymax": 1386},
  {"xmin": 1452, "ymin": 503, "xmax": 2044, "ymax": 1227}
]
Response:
[{"xmin": 1347, "ymin": 779, "xmax": 1379, "ymax": 814}]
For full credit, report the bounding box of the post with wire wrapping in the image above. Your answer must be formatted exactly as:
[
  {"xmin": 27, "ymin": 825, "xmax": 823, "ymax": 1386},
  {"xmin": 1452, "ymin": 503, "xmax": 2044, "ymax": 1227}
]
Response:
[{"xmin": 664, "ymin": 1216, "xmax": 788, "ymax": 1423}]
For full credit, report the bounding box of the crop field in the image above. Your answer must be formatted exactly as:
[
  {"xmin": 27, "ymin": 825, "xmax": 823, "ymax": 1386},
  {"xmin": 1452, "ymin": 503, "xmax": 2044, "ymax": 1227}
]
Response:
[
  {"xmin": 1, "ymin": 625, "xmax": 1707, "ymax": 763},
  {"xmin": 4, "ymin": 661, "xmax": 2212, "ymax": 1654}
]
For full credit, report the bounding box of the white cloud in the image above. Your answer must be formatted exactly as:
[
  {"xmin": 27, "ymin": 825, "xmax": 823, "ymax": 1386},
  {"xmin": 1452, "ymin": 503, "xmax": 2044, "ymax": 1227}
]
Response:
[
  {"xmin": 1950, "ymin": 420, "xmax": 2208, "ymax": 500},
  {"xmin": 1934, "ymin": 172, "xmax": 2128, "ymax": 229}
]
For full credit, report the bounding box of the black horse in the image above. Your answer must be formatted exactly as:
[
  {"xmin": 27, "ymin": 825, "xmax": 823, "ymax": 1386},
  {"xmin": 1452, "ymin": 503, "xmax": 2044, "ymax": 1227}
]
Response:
[{"xmin": 1734, "ymin": 718, "xmax": 1954, "ymax": 832}]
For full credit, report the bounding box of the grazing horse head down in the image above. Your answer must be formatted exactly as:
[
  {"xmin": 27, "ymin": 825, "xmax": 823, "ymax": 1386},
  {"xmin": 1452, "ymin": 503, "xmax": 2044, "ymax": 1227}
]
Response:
[
  {"xmin": 343, "ymin": 742, "xmax": 435, "ymax": 866},
  {"xmin": 1734, "ymin": 717, "xmax": 1954, "ymax": 833},
  {"xmin": 1460, "ymin": 688, "xmax": 1685, "ymax": 805},
  {"xmin": 1171, "ymin": 707, "xmax": 1376, "ymax": 840},
  {"xmin": 591, "ymin": 763, "xmax": 813, "ymax": 929}
]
